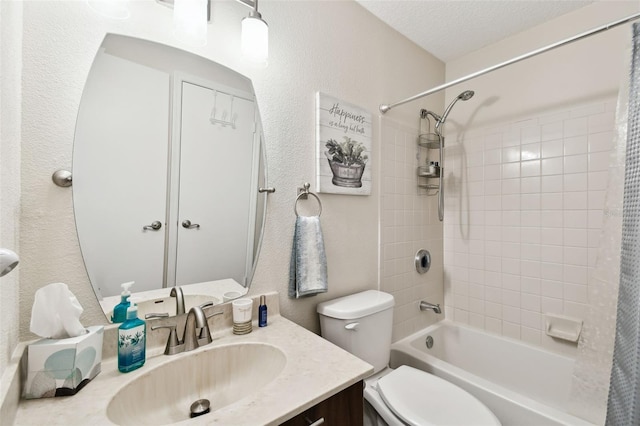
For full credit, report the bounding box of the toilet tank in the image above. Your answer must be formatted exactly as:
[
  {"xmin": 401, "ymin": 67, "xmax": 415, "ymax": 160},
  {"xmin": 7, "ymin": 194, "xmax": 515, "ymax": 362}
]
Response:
[{"xmin": 317, "ymin": 290, "xmax": 394, "ymax": 373}]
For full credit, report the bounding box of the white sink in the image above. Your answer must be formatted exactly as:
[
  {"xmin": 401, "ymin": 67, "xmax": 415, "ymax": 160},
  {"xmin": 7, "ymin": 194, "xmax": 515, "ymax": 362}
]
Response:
[{"xmin": 107, "ymin": 343, "xmax": 286, "ymax": 425}]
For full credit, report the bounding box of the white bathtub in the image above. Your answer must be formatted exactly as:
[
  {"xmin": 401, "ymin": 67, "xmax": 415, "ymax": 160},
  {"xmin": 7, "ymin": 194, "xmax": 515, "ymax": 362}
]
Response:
[{"xmin": 390, "ymin": 321, "xmax": 595, "ymax": 426}]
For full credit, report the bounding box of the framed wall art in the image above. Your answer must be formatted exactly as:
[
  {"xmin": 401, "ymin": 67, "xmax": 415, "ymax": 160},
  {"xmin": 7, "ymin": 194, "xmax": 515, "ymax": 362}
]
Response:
[{"xmin": 316, "ymin": 92, "xmax": 372, "ymax": 195}]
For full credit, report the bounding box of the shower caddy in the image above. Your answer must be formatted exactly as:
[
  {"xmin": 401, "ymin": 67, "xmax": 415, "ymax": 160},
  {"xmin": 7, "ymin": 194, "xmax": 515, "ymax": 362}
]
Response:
[{"xmin": 417, "ymin": 114, "xmax": 442, "ymax": 196}]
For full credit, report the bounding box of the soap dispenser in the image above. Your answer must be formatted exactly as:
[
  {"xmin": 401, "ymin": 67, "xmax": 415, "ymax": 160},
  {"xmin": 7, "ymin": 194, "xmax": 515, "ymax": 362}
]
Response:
[
  {"xmin": 112, "ymin": 281, "xmax": 134, "ymax": 323},
  {"xmin": 118, "ymin": 304, "xmax": 146, "ymax": 373}
]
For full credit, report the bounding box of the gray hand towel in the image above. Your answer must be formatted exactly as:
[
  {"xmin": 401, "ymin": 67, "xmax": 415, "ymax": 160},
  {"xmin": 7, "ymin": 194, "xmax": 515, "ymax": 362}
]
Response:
[{"xmin": 289, "ymin": 215, "xmax": 328, "ymax": 298}]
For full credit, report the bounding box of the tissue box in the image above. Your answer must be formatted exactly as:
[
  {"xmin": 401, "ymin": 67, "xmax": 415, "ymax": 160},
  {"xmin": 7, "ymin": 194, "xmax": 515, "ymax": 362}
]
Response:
[{"xmin": 23, "ymin": 325, "xmax": 104, "ymax": 399}]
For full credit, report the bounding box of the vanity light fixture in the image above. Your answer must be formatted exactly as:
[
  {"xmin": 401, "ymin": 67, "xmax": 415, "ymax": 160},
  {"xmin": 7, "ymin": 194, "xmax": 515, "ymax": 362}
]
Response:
[
  {"xmin": 156, "ymin": 0, "xmax": 269, "ymax": 65},
  {"xmin": 241, "ymin": 0, "xmax": 269, "ymax": 66}
]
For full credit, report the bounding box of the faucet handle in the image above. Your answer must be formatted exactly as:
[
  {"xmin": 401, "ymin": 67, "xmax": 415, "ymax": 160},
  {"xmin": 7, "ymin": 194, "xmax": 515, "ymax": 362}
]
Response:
[
  {"xmin": 151, "ymin": 324, "xmax": 182, "ymax": 355},
  {"xmin": 198, "ymin": 310, "xmax": 223, "ymax": 345}
]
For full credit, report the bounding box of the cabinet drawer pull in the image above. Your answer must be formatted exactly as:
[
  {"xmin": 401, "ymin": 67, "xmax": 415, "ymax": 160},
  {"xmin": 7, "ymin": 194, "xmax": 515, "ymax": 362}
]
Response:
[{"xmin": 304, "ymin": 417, "xmax": 324, "ymax": 426}]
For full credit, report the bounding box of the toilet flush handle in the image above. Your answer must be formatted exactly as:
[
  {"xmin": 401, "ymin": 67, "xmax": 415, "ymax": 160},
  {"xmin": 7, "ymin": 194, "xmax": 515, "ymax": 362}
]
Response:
[{"xmin": 345, "ymin": 322, "xmax": 359, "ymax": 331}]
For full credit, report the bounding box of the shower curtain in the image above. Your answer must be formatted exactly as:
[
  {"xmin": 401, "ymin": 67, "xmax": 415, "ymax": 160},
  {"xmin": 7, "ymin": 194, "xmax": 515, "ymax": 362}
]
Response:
[{"xmin": 606, "ymin": 22, "xmax": 640, "ymax": 426}]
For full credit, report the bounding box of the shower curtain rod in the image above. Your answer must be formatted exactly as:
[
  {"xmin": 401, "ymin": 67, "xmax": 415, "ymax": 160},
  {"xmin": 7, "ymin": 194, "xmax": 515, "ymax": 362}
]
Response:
[{"xmin": 379, "ymin": 11, "xmax": 640, "ymax": 114}]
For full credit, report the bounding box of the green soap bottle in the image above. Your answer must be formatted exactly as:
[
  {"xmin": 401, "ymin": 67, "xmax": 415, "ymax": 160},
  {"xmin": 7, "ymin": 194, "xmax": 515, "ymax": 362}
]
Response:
[
  {"xmin": 112, "ymin": 281, "xmax": 134, "ymax": 323},
  {"xmin": 118, "ymin": 304, "xmax": 146, "ymax": 373}
]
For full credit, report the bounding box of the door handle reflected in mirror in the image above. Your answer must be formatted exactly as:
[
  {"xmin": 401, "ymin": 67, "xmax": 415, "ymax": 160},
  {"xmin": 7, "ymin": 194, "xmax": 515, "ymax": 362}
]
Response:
[
  {"xmin": 143, "ymin": 221, "xmax": 162, "ymax": 231},
  {"xmin": 182, "ymin": 220, "xmax": 200, "ymax": 229}
]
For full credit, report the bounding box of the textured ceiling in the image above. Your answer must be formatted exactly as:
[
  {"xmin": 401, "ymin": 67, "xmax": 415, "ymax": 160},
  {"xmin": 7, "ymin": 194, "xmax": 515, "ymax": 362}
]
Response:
[{"xmin": 356, "ymin": 0, "xmax": 595, "ymax": 62}]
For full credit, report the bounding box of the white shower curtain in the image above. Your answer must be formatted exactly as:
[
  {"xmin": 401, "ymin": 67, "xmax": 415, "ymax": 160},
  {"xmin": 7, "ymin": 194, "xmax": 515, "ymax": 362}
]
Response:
[
  {"xmin": 606, "ymin": 21, "xmax": 640, "ymax": 426},
  {"xmin": 567, "ymin": 28, "xmax": 632, "ymax": 425}
]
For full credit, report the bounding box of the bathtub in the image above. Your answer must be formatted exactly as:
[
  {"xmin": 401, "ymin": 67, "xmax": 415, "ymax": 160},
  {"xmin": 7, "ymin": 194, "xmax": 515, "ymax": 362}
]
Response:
[{"xmin": 390, "ymin": 321, "xmax": 595, "ymax": 426}]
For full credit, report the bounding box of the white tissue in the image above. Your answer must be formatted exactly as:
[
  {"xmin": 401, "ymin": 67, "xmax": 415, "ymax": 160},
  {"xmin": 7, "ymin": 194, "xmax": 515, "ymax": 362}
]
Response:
[{"xmin": 30, "ymin": 283, "xmax": 86, "ymax": 339}]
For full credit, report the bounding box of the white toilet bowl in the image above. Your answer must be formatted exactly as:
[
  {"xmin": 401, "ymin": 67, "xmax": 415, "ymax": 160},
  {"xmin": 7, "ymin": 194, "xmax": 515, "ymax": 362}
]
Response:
[{"xmin": 363, "ymin": 366, "xmax": 501, "ymax": 426}]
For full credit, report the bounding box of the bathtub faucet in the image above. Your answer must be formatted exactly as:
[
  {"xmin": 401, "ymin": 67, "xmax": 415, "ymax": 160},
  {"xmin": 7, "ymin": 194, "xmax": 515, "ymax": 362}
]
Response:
[{"xmin": 420, "ymin": 301, "xmax": 442, "ymax": 314}]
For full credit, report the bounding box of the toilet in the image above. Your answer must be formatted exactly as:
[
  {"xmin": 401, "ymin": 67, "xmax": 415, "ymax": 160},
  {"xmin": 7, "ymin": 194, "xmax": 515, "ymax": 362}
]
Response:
[{"xmin": 317, "ymin": 290, "xmax": 501, "ymax": 426}]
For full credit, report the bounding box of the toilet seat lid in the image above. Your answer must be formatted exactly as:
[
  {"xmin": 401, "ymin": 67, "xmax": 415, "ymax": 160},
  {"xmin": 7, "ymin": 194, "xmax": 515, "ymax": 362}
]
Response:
[{"xmin": 376, "ymin": 365, "xmax": 501, "ymax": 426}]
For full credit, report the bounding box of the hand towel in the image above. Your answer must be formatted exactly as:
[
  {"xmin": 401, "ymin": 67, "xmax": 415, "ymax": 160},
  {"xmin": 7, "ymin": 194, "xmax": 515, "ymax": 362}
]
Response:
[{"xmin": 289, "ymin": 215, "xmax": 328, "ymax": 298}]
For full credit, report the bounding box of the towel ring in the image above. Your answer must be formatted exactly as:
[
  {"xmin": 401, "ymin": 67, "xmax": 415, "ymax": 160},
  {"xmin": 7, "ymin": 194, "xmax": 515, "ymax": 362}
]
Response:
[{"xmin": 294, "ymin": 183, "xmax": 322, "ymax": 217}]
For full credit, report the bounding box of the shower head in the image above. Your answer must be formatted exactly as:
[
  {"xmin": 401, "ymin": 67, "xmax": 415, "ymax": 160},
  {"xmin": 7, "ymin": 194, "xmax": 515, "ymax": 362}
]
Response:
[{"xmin": 436, "ymin": 90, "xmax": 475, "ymax": 131}]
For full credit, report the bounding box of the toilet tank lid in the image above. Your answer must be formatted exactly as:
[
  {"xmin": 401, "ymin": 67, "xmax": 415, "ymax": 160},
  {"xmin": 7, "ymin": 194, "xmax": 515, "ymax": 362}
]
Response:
[{"xmin": 317, "ymin": 290, "xmax": 394, "ymax": 320}]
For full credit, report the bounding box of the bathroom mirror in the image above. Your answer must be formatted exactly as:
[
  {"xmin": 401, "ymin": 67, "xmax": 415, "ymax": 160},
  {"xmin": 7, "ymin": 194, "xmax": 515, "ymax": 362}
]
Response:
[{"xmin": 73, "ymin": 34, "xmax": 268, "ymax": 321}]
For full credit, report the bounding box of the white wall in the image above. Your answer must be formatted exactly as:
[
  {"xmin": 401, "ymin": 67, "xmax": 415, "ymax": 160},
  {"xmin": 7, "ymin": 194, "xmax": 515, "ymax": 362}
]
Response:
[
  {"xmin": 14, "ymin": 0, "xmax": 444, "ymax": 340},
  {"xmin": 0, "ymin": 0, "xmax": 23, "ymax": 377}
]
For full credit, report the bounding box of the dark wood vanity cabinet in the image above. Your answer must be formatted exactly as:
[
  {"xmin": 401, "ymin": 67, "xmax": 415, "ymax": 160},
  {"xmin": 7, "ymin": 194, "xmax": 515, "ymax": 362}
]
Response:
[{"xmin": 280, "ymin": 380, "xmax": 364, "ymax": 426}]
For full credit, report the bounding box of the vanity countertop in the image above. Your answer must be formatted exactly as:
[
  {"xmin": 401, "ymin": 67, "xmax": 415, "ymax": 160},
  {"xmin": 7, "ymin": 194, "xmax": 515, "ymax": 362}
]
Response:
[{"xmin": 13, "ymin": 308, "xmax": 373, "ymax": 425}]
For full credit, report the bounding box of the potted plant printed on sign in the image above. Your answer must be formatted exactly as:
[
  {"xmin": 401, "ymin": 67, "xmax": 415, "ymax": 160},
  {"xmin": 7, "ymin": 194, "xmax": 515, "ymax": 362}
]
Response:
[{"xmin": 325, "ymin": 136, "xmax": 368, "ymax": 188}]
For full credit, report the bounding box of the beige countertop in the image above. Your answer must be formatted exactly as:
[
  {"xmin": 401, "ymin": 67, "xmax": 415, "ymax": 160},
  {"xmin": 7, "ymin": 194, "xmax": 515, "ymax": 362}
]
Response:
[{"xmin": 13, "ymin": 295, "xmax": 373, "ymax": 425}]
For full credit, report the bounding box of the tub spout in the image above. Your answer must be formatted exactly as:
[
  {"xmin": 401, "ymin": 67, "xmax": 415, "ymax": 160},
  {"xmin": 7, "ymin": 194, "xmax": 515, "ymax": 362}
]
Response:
[{"xmin": 420, "ymin": 301, "xmax": 442, "ymax": 314}]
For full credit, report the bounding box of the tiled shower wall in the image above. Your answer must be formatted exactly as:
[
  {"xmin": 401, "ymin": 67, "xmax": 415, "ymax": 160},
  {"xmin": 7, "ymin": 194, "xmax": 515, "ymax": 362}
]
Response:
[
  {"xmin": 443, "ymin": 98, "xmax": 616, "ymax": 352},
  {"xmin": 380, "ymin": 118, "xmax": 444, "ymax": 342}
]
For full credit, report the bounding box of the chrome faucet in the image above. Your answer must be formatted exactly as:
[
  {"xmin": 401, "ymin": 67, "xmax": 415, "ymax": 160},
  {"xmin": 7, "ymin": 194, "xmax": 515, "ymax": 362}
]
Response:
[
  {"xmin": 419, "ymin": 301, "xmax": 442, "ymax": 314},
  {"xmin": 170, "ymin": 286, "xmax": 185, "ymax": 316},
  {"xmin": 152, "ymin": 302, "xmax": 222, "ymax": 355}
]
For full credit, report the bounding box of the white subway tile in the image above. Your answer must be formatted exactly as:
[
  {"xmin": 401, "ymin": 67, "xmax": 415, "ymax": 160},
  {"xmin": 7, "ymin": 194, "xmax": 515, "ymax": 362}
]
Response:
[
  {"xmin": 486, "ymin": 287, "xmax": 502, "ymax": 303},
  {"xmin": 522, "ymin": 143, "xmax": 541, "ymax": 160},
  {"xmin": 540, "ymin": 244, "xmax": 563, "ymax": 263},
  {"xmin": 542, "ymin": 175, "xmax": 564, "ymax": 193},
  {"xmin": 485, "ymin": 180, "xmax": 502, "ymax": 195},
  {"xmin": 588, "ymin": 210, "xmax": 604, "ymax": 229},
  {"xmin": 485, "ymin": 164, "xmax": 502, "ymax": 180},
  {"xmin": 588, "ymin": 190, "xmax": 607, "ymax": 209},
  {"xmin": 521, "ymin": 126, "xmax": 541, "ymax": 145},
  {"xmin": 564, "ymin": 135, "xmax": 588, "ymax": 156},
  {"xmin": 484, "ymin": 148, "xmax": 502, "ymax": 165},
  {"xmin": 521, "ymin": 193, "xmax": 541, "ymax": 210},
  {"xmin": 522, "ymin": 277, "xmax": 541, "ymax": 295},
  {"xmin": 503, "ymin": 322, "xmax": 521, "ymax": 341},
  {"xmin": 502, "ymin": 162, "xmax": 521, "ymax": 179},
  {"xmin": 541, "ymin": 262, "xmax": 564, "ymax": 281},
  {"xmin": 541, "ymin": 122, "xmax": 563, "ymax": 142},
  {"xmin": 564, "ymin": 228, "xmax": 588, "ymax": 247},
  {"xmin": 502, "ymin": 290, "xmax": 521, "ymax": 307},
  {"xmin": 541, "ymin": 296, "xmax": 563, "ymax": 314},
  {"xmin": 541, "ymin": 193, "xmax": 563, "ymax": 210},
  {"xmin": 542, "ymin": 157, "xmax": 563, "ymax": 175},
  {"xmin": 502, "ymin": 258, "xmax": 521, "ymax": 275},
  {"xmin": 521, "ymin": 211, "xmax": 541, "ymax": 227},
  {"xmin": 502, "ymin": 273, "xmax": 521, "ymax": 291},
  {"xmin": 503, "ymin": 146, "xmax": 521, "ymax": 163},
  {"xmin": 521, "ymin": 260, "xmax": 541, "ymax": 278},
  {"xmin": 502, "ymin": 194, "xmax": 521, "ymax": 210},
  {"xmin": 521, "ymin": 243, "xmax": 541, "ymax": 261},
  {"xmin": 521, "ymin": 228, "xmax": 541, "ymax": 244},
  {"xmin": 564, "ymin": 117, "xmax": 588, "ymax": 137},
  {"xmin": 502, "ymin": 178, "xmax": 521, "ymax": 194},
  {"xmin": 564, "ymin": 154, "xmax": 588, "ymax": 174},
  {"xmin": 521, "ymin": 327, "xmax": 542, "ymax": 345},
  {"xmin": 502, "ymin": 306, "xmax": 521, "ymax": 324},
  {"xmin": 502, "ymin": 211, "xmax": 521, "ymax": 226},
  {"xmin": 564, "ymin": 210, "xmax": 588, "ymax": 228},
  {"xmin": 564, "ymin": 173, "xmax": 588, "ymax": 192},
  {"xmin": 485, "ymin": 317, "xmax": 502, "ymax": 333},
  {"xmin": 469, "ymin": 312, "xmax": 485, "ymax": 328},
  {"xmin": 469, "ymin": 283, "xmax": 485, "ymax": 299},
  {"xmin": 564, "ymin": 265, "xmax": 588, "ymax": 285},
  {"xmin": 485, "ymin": 256, "xmax": 502, "ymax": 272},
  {"xmin": 563, "ymin": 191, "xmax": 588, "ymax": 210},
  {"xmin": 521, "ymin": 293, "xmax": 541, "ymax": 312},
  {"xmin": 485, "ymin": 240, "xmax": 502, "ymax": 256},
  {"xmin": 521, "ymin": 160, "xmax": 541, "ymax": 177},
  {"xmin": 502, "ymin": 226, "xmax": 521, "ymax": 242},
  {"xmin": 542, "ymin": 139, "xmax": 564, "ymax": 159}
]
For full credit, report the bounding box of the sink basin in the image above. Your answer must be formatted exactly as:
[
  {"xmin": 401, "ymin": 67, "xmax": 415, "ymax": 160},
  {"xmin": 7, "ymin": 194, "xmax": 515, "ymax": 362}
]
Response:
[{"xmin": 107, "ymin": 343, "xmax": 286, "ymax": 425}]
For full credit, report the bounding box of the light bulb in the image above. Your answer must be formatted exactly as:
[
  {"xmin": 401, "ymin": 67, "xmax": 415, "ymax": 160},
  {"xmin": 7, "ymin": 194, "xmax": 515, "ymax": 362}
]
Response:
[{"xmin": 241, "ymin": 13, "xmax": 269, "ymax": 66}]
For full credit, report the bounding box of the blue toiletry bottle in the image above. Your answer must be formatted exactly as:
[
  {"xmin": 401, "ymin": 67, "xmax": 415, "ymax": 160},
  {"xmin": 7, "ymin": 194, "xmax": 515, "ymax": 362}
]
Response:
[
  {"xmin": 259, "ymin": 295, "xmax": 267, "ymax": 327},
  {"xmin": 118, "ymin": 304, "xmax": 146, "ymax": 373},
  {"xmin": 112, "ymin": 281, "xmax": 134, "ymax": 323}
]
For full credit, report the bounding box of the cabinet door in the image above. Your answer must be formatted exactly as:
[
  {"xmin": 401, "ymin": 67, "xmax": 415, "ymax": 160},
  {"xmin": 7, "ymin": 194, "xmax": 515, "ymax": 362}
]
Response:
[
  {"xmin": 280, "ymin": 381, "xmax": 364, "ymax": 426},
  {"xmin": 174, "ymin": 81, "xmax": 256, "ymax": 286}
]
